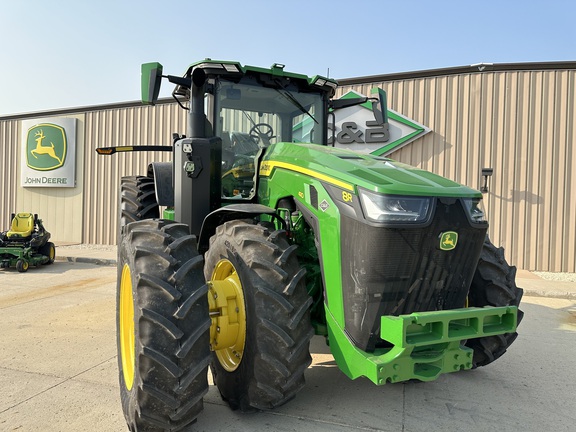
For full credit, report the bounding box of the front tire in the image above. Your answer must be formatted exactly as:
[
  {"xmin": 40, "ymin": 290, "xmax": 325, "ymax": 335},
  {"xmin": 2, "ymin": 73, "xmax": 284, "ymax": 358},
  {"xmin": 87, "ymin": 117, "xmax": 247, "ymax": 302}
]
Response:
[
  {"xmin": 118, "ymin": 219, "xmax": 210, "ymax": 431},
  {"xmin": 204, "ymin": 220, "xmax": 313, "ymax": 411},
  {"xmin": 465, "ymin": 236, "xmax": 524, "ymax": 367},
  {"xmin": 16, "ymin": 259, "xmax": 29, "ymax": 273}
]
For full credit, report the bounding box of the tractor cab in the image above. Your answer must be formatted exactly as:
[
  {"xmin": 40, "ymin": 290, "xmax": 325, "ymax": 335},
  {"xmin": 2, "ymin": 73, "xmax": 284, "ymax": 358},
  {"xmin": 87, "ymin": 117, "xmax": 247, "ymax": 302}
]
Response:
[
  {"xmin": 206, "ymin": 64, "xmax": 330, "ymax": 199},
  {"xmin": 154, "ymin": 61, "xmax": 335, "ymax": 200},
  {"xmin": 139, "ymin": 60, "xmax": 384, "ymax": 235}
]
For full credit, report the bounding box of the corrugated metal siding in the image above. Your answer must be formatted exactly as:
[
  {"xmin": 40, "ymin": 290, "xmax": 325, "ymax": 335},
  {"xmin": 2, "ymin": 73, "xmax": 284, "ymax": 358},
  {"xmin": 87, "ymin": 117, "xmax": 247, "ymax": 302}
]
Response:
[
  {"xmin": 83, "ymin": 103, "xmax": 186, "ymax": 244},
  {"xmin": 338, "ymin": 69, "xmax": 576, "ymax": 272},
  {"xmin": 0, "ymin": 120, "xmax": 19, "ymax": 231}
]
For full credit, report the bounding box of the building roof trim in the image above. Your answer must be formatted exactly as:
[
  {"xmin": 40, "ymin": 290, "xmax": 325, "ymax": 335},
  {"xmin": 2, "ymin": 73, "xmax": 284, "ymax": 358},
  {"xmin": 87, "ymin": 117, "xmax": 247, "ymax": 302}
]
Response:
[
  {"xmin": 0, "ymin": 98, "xmax": 176, "ymax": 121},
  {"xmin": 337, "ymin": 61, "xmax": 576, "ymax": 85},
  {"xmin": 3, "ymin": 61, "xmax": 576, "ymax": 120}
]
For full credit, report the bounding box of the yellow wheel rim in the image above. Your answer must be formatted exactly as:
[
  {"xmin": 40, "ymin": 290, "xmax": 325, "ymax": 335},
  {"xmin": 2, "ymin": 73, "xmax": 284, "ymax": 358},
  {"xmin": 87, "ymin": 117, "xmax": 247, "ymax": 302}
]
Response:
[
  {"xmin": 208, "ymin": 259, "xmax": 247, "ymax": 372},
  {"xmin": 119, "ymin": 264, "xmax": 136, "ymax": 390}
]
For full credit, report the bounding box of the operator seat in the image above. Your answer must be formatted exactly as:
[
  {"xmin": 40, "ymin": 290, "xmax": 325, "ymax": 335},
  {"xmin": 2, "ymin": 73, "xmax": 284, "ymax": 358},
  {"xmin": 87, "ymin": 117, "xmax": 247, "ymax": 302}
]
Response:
[{"xmin": 6, "ymin": 213, "xmax": 35, "ymax": 239}]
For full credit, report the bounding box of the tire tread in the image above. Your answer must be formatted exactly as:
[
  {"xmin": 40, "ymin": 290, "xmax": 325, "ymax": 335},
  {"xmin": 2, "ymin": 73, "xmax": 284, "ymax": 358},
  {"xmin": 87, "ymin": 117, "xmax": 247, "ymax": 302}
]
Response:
[{"xmin": 465, "ymin": 236, "xmax": 523, "ymax": 367}]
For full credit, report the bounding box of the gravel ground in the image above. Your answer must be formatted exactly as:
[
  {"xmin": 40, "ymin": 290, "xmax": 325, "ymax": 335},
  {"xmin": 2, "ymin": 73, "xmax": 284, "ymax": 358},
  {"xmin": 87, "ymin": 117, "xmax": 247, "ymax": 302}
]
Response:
[
  {"xmin": 57, "ymin": 244, "xmax": 116, "ymax": 251},
  {"xmin": 533, "ymin": 271, "xmax": 576, "ymax": 282}
]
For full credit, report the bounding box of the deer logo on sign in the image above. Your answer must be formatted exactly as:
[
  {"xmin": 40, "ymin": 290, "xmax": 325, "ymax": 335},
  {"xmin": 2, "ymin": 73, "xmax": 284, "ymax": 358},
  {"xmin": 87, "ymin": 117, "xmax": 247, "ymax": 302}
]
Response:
[
  {"xmin": 31, "ymin": 130, "xmax": 63, "ymax": 164},
  {"xmin": 26, "ymin": 124, "xmax": 67, "ymax": 171}
]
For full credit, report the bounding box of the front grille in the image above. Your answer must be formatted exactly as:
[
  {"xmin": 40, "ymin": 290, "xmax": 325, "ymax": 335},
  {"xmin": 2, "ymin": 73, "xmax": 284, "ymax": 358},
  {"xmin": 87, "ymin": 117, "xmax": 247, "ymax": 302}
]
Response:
[{"xmin": 340, "ymin": 199, "xmax": 487, "ymax": 351}]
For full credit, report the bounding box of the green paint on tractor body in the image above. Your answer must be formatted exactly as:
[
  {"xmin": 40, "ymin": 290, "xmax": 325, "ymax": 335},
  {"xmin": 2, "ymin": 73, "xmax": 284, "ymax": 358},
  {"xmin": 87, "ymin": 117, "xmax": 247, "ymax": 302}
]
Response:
[
  {"xmin": 256, "ymin": 142, "xmax": 516, "ymax": 384},
  {"xmin": 327, "ymin": 306, "xmax": 517, "ymax": 383}
]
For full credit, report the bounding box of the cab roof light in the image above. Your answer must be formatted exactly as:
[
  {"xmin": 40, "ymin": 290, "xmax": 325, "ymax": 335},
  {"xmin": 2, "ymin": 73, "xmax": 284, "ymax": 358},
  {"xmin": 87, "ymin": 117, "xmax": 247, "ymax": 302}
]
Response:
[
  {"xmin": 195, "ymin": 62, "xmax": 224, "ymax": 70},
  {"xmin": 222, "ymin": 63, "xmax": 241, "ymax": 73}
]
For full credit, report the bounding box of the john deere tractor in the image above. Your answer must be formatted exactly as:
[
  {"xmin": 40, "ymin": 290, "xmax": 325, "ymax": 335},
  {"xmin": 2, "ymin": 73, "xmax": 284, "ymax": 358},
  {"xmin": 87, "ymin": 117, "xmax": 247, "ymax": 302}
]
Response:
[{"xmin": 98, "ymin": 60, "xmax": 522, "ymax": 431}]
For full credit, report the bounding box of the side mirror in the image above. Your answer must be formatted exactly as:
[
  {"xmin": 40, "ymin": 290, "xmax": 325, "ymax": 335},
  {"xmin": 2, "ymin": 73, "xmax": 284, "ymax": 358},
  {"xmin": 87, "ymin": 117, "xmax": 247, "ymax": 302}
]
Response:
[
  {"xmin": 370, "ymin": 88, "xmax": 388, "ymax": 126},
  {"xmin": 141, "ymin": 62, "xmax": 163, "ymax": 105}
]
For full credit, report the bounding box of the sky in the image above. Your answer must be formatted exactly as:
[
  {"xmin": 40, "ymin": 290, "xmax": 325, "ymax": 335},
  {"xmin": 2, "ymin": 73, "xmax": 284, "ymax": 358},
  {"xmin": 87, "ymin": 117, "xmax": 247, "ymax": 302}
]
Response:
[{"xmin": 0, "ymin": 0, "xmax": 574, "ymax": 116}]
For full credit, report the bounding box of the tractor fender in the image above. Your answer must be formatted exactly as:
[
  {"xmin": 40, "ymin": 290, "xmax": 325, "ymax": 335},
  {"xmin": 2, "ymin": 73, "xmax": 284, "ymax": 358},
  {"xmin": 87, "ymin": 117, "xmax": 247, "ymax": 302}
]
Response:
[
  {"xmin": 198, "ymin": 204, "xmax": 285, "ymax": 254},
  {"xmin": 147, "ymin": 162, "xmax": 174, "ymax": 206}
]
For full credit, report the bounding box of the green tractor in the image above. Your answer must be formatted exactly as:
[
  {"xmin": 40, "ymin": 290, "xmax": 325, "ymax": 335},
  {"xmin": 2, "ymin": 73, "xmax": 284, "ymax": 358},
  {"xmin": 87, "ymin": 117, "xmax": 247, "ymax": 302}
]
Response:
[{"xmin": 98, "ymin": 60, "xmax": 522, "ymax": 431}]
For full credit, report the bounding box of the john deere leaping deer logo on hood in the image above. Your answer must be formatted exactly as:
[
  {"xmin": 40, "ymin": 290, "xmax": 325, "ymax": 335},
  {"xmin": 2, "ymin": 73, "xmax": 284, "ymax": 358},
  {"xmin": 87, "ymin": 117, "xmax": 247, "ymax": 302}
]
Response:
[
  {"xmin": 26, "ymin": 123, "xmax": 67, "ymax": 171},
  {"xmin": 440, "ymin": 231, "xmax": 458, "ymax": 251}
]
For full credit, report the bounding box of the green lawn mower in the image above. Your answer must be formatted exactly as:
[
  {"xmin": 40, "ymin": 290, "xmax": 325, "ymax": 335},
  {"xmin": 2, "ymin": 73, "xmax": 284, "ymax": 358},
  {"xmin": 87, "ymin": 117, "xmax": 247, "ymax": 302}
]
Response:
[{"xmin": 0, "ymin": 212, "xmax": 55, "ymax": 272}]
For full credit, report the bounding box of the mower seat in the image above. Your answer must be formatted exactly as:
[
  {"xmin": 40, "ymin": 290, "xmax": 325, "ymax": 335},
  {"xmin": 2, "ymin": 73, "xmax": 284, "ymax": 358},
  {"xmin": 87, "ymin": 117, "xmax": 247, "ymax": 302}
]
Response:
[{"xmin": 6, "ymin": 213, "xmax": 35, "ymax": 239}]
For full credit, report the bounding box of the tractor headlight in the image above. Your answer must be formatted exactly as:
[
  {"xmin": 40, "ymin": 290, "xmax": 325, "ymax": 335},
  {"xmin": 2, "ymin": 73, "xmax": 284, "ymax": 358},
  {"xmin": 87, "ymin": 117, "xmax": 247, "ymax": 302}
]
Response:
[
  {"xmin": 462, "ymin": 197, "xmax": 487, "ymax": 224},
  {"xmin": 359, "ymin": 190, "xmax": 432, "ymax": 223}
]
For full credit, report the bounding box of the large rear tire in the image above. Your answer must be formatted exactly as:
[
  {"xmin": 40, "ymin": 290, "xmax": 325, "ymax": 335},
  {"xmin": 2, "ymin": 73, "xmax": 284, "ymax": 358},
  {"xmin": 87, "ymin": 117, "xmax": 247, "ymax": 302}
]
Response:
[
  {"xmin": 465, "ymin": 236, "xmax": 524, "ymax": 367},
  {"xmin": 39, "ymin": 241, "xmax": 55, "ymax": 264},
  {"xmin": 120, "ymin": 176, "xmax": 159, "ymax": 230},
  {"xmin": 118, "ymin": 219, "xmax": 210, "ymax": 431},
  {"xmin": 204, "ymin": 220, "xmax": 313, "ymax": 411}
]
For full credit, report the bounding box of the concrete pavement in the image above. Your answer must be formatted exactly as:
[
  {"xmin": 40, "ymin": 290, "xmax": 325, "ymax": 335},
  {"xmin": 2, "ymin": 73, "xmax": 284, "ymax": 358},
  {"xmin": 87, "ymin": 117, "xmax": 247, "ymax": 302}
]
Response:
[{"xmin": 0, "ymin": 254, "xmax": 575, "ymax": 431}]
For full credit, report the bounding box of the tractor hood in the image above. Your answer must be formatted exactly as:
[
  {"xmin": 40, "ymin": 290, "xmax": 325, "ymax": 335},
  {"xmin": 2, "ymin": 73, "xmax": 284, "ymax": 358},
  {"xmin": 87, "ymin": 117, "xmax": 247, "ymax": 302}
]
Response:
[{"xmin": 260, "ymin": 143, "xmax": 481, "ymax": 198}]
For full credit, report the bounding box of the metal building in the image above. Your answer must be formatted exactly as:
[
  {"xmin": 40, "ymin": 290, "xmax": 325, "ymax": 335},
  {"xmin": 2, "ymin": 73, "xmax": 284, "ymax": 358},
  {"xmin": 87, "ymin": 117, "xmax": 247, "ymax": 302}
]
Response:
[{"xmin": 1, "ymin": 61, "xmax": 575, "ymax": 272}]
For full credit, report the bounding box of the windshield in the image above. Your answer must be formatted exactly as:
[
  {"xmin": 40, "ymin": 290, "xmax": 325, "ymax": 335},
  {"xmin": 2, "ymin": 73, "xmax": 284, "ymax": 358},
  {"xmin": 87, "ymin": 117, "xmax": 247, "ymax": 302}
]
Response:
[
  {"xmin": 214, "ymin": 78, "xmax": 325, "ymax": 145},
  {"xmin": 213, "ymin": 77, "xmax": 326, "ymax": 199}
]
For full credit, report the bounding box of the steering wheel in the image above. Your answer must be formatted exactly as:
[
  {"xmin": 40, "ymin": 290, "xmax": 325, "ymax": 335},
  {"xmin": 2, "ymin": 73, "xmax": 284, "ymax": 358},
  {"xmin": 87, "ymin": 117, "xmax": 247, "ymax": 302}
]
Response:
[{"xmin": 249, "ymin": 123, "xmax": 275, "ymax": 146}]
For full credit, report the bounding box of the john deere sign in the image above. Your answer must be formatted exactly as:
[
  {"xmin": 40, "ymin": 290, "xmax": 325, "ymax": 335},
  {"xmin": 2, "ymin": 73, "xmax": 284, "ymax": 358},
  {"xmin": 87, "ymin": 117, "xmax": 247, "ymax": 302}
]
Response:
[{"xmin": 21, "ymin": 117, "xmax": 76, "ymax": 187}]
